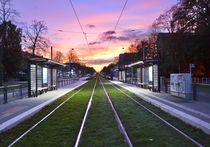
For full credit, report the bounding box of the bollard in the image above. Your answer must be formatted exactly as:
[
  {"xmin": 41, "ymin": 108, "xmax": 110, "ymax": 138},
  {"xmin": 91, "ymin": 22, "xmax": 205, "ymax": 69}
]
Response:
[
  {"xmin": 4, "ymin": 86, "xmax": 7, "ymax": 104},
  {"xmin": 193, "ymin": 84, "xmax": 197, "ymax": 100},
  {"xmin": 20, "ymin": 85, "xmax": 23, "ymax": 98}
]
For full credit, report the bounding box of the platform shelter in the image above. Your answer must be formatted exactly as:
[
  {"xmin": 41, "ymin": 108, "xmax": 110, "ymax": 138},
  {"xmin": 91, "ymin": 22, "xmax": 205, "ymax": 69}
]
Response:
[{"xmin": 28, "ymin": 57, "xmax": 65, "ymax": 97}]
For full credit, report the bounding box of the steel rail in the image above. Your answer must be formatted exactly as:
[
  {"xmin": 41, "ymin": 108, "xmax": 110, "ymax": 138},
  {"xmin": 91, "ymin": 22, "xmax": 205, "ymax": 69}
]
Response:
[
  {"xmin": 74, "ymin": 78, "xmax": 97, "ymax": 147},
  {"xmin": 111, "ymin": 83, "xmax": 203, "ymax": 147},
  {"xmin": 100, "ymin": 78, "xmax": 133, "ymax": 147},
  {"xmin": 8, "ymin": 83, "xmax": 88, "ymax": 147}
]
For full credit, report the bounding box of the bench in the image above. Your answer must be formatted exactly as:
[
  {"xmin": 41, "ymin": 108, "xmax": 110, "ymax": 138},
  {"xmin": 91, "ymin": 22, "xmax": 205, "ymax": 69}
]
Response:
[
  {"xmin": 137, "ymin": 82, "xmax": 146, "ymax": 87},
  {"xmin": 38, "ymin": 87, "xmax": 48, "ymax": 94},
  {"xmin": 147, "ymin": 84, "xmax": 153, "ymax": 90},
  {"xmin": 49, "ymin": 85, "xmax": 57, "ymax": 90},
  {"xmin": 31, "ymin": 87, "xmax": 48, "ymax": 97}
]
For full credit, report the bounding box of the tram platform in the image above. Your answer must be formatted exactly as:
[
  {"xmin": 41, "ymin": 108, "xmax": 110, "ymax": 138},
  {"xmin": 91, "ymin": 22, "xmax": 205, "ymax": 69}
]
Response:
[{"xmin": 0, "ymin": 78, "xmax": 87, "ymax": 132}]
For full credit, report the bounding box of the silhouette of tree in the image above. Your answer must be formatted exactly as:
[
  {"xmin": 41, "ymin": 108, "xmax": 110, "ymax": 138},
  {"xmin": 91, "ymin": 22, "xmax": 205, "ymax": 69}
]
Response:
[
  {"xmin": 0, "ymin": 0, "xmax": 19, "ymax": 85},
  {"xmin": 54, "ymin": 51, "xmax": 64, "ymax": 63},
  {"xmin": 66, "ymin": 48, "xmax": 79, "ymax": 63},
  {"xmin": 23, "ymin": 20, "xmax": 49, "ymax": 56},
  {"xmin": 173, "ymin": 0, "xmax": 210, "ymax": 34},
  {"xmin": 152, "ymin": 5, "xmax": 178, "ymax": 33},
  {"xmin": 0, "ymin": 21, "xmax": 22, "ymax": 78},
  {"xmin": 0, "ymin": 0, "xmax": 19, "ymax": 23}
]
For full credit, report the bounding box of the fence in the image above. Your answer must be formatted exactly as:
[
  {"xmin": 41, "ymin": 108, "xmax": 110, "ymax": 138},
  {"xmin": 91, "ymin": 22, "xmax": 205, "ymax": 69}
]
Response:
[
  {"xmin": 57, "ymin": 77, "xmax": 79, "ymax": 88},
  {"xmin": 126, "ymin": 77, "xmax": 138, "ymax": 85},
  {"xmin": 160, "ymin": 77, "xmax": 170, "ymax": 93},
  {"xmin": 0, "ymin": 85, "xmax": 28, "ymax": 104},
  {"xmin": 0, "ymin": 78, "xmax": 80, "ymax": 104},
  {"xmin": 193, "ymin": 77, "xmax": 210, "ymax": 85}
]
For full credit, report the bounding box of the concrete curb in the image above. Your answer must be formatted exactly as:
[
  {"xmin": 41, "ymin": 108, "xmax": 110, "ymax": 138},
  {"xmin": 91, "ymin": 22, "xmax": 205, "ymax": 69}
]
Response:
[
  {"xmin": 0, "ymin": 81, "xmax": 87, "ymax": 133},
  {"xmin": 111, "ymin": 81, "xmax": 210, "ymax": 135}
]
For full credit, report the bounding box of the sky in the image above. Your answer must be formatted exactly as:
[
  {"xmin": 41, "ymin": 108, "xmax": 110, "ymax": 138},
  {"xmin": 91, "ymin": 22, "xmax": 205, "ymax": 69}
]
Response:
[{"xmin": 13, "ymin": 0, "xmax": 177, "ymax": 71}]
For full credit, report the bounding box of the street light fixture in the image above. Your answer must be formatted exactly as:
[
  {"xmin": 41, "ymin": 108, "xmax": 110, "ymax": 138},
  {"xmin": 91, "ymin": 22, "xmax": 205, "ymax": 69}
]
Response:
[{"xmin": 71, "ymin": 48, "xmax": 74, "ymax": 63}]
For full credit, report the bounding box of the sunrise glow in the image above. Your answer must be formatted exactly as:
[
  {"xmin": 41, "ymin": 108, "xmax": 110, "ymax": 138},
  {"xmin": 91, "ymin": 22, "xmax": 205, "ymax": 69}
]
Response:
[{"xmin": 14, "ymin": 0, "xmax": 177, "ymax": 71}]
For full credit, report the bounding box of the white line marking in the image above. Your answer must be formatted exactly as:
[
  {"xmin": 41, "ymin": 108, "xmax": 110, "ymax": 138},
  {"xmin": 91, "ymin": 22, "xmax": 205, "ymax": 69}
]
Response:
[
  {"xmin": 8, "ymin": 84, "xmax": 86, "ymax": 147},
  {"xmin": 112, "ymin": 80, "xmax": 210, "ymax": 121},
  {"xmin": 0, "ymin": 81, "xmax": 87, "ymax": 133},
  {"xmin": 74, "ymin": 78, "xmax": 97, "ymax": 147},
  {"xmin": 111, "ymin": 81, "xmax": 210, "ymax": 135},
  {"xmin": 100, "ymin": 78, "xmax": 133, "ymax": 147},
  {"xmin": 112, "ymin": 83, "xmax": 203, "ymax": 147}
]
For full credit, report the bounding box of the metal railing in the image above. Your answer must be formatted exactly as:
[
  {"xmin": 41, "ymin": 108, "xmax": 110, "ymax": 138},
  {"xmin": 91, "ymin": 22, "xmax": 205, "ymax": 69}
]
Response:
[
  {"xmin": 0, "ymin": 85, "xmax": 28, "ymax": 104},
  {"xmin": 126, "ymin": 77, "xmax": 138, "ymax": 85},
  {"xmin": 57, "ymin": 77, "xmax": 79, "ymax": 88},
  {"xmin": 193, "ymin": 77, "xmax": 210, "ymax": 85}
]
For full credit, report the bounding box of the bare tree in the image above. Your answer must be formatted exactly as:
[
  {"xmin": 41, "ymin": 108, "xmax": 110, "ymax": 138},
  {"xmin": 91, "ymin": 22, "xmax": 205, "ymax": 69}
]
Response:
[
  {"xmin": 54, "ymin": 51, "xmax": 64, "ymax": 63},
  {"xmin": 172, "ymin": 0, "xmax": 210, "ymax": 34},
  {"xmin": 66, "ymin": 48, "xmax": 79, "ymax": 63},
  {"xmin": 0, "ymin": 0, "xmax": 19, "ymax": 23},
  {"xmin": 152, "ymin": 5, "xmax": 178, "ymax": 33},
  {"xmin": 23, "ymin": 20, "xmax": 49, "ymax": 56},
  {"xmin": 0, "ymin": 0, "xmax": 18, "ymax": 85}
]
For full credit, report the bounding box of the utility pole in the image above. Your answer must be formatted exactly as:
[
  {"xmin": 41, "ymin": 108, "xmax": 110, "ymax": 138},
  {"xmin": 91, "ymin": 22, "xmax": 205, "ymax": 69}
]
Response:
[
  {"xmin": 0, "ymin": 41, "xmax": 3, "ymax": 86},
  {"xmin": 0, "ymin": 21, "xmax": 7, "ymax": 86},
  {"xmin": 70, "ymin": 48, "xmax": 74, "ymax": 78},
  {"xmin": 50, "ymin": 46, "xmax": 53, "ymax": 88},
  {"xmin": 71, "ymin": 48, "xmax": 74, "ymax": 63},
  {"xmin": 51, "ymin": 46, "xmax": 53, "ymax": 60}
]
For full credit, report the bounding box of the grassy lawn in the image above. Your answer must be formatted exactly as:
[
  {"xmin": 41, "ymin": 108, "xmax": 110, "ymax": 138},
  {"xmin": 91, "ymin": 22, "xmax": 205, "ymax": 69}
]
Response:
[
  {"xmin": 0, "ymin": 79, "xmax": 95, "ymax": 146},
  {"xmin": 103, "ymin": 80, "xmax": 196, "ymax": 147},
  {"xmin": 110, "ymin": 81, "xmax": 210, "ymax": 146},
  {"xmin": 79, "ymin": 80, "xmax": 127, "ymax": 147}
]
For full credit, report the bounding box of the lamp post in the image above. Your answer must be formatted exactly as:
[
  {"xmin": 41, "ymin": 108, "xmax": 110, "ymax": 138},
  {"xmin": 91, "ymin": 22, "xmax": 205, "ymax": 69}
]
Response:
[
  {"xmin": 50, "ymin": 46, "xmax": 53, "ymax": 89},
  {"xmin": 71, "ymin": 48, "xmax": 74, "ymax": 63},
  {"xmin": 70, "ymin": 48, "xmax": 74, "ymax": 78},
  {"xmin": 0, "ymin": 47, "xmax": 3, "ymax": 86},
  {"xmin": 51, "ymin": 46, "xmax": 53, "ymax": 60}
]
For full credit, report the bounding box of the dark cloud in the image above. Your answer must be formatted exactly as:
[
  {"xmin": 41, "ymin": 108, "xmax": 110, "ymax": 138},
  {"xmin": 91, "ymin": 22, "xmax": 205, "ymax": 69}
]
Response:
[
  {"xmin": 86, "ymin": 24, "xmax": 95, "ymax": 28},
  {"xmin": 89, "ymin": 29, "xmax": 145, "ymax": 44},
  {"xmin": 122, "ymin": 29, "xmax": 145, "ymax": 40},
  {"xmin": 117, "ymin": 36, "xmax": 130, "ymax": 41},
  {"xmin": 89, "ymin": 41, "xmax": 101, "ymax": 45},
  {"xmin": 100, "ymin": 30, "xmax": 129, "ymax": 42},
  {"xmin": 104, "ymin": 30, "xmax": 116, "ymax": 35}
]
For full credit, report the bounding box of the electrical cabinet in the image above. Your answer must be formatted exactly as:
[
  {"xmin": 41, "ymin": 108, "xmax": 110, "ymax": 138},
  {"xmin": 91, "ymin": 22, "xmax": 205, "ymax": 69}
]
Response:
[{"xmin": 170, "ymin": 73, "xmax": 192, "ymax": 99}]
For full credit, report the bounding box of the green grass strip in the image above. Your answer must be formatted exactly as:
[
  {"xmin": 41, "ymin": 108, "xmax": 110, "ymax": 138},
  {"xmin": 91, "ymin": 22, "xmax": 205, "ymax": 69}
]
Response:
[
  {"xmin": 103, "ymin": 80, "xmax": 195, "ymax": 147},
  {"xmin": 0, "ymin": 79, "xmax": 95, "ymax": 146},
  {"xmin": 111, "ymin": 81, "xmax": 210, "ymax": 146},
  {"xmin": 79, "ymin": 80, "xmax": 127, "ymax": 147}
]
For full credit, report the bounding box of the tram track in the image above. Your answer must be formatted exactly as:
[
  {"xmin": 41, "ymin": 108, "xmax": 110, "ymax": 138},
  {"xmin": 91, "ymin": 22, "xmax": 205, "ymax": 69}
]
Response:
[
  {"xmin": 100, "ymin": 78, "xmax": 205, "ymax": 147},
  {"xmin": 75, "ymin": 77, "xmax": 132, "ymax": 147},
  {"xmin": 100, "ymin": 78, "xmax": 134, "ymax": 147},
  {"xmin": 74, "ymin": 78, "xmax": 97, "ymax": 147},
  {"xmin": 4, "ymin": 79, "xmax": 96, "ymax": 147},
  {"xmin": 107, "ymin": 79, "xmax": 203, "ymax": 147},
  {"xmin": 1, "ymin": 77, "xmax": 208, "ymax": 146}
]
